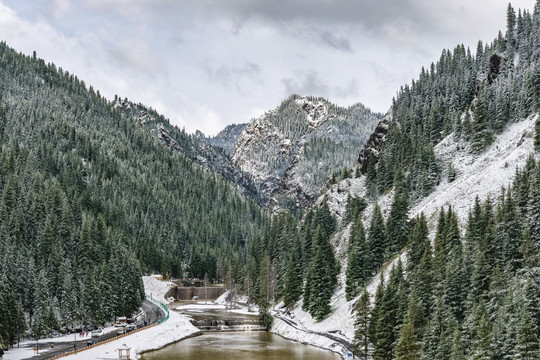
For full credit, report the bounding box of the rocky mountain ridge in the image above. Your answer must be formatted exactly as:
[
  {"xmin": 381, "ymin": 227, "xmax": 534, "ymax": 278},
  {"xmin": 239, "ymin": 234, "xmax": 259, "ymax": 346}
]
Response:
[{"xmin": 228, "ymin": 94, "xmax": 380, "ymax": 210}]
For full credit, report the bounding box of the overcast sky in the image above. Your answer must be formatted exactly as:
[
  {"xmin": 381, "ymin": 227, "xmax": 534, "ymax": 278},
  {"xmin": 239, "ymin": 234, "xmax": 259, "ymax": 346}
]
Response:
[{"xmin": 0, "ymin": 0, "xmax": 536, "ymax": 135}]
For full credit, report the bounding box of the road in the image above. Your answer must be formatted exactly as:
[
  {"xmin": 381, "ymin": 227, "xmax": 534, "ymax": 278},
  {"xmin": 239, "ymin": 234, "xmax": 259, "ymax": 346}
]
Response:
[{"xmin": 27, "ymin": 299, "xmax": 165, "ymax": 360}]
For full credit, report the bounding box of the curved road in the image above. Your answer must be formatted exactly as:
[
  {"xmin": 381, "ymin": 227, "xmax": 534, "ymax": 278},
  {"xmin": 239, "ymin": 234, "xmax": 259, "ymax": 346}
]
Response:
[{"xmin": 28, "ymin": 299, "xmax": 164, "ymax": 360}]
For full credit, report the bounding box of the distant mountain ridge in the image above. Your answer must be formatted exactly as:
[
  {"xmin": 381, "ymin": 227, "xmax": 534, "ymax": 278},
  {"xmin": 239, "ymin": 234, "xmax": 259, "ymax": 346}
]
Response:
[{"xmin": 203, "ymin": 123, "xmax": 248, "ymax": 156}]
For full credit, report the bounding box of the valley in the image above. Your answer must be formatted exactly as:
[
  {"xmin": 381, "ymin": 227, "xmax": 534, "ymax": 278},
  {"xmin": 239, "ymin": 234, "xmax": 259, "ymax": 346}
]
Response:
[{"xmin": 1, "ymin": 1, "xmax": 540, "ymax": 360}]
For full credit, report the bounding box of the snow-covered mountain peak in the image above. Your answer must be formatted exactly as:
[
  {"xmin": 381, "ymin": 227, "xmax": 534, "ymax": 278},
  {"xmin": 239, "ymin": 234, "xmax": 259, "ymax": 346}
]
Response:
[
  {"xmin": 294, "ymin": 97, "xmax": 334, "ymax": 129},
  {"xmin": 230, "ymin": 95, "xmax": 380, "ymax": 209}
]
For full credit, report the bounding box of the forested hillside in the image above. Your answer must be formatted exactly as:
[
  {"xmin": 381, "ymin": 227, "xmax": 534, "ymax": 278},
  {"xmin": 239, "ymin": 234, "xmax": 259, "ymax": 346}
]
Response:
[
  {"xmin": 246, "ymin": 2, "xmax": 540, "ymax": 359},
  {"xmin": 347, "ymin": 155, "xmax": 540, "ymax": 360},
  {"xmin": 360, "ymin": 3, "xmax": 540, "ymax": 202},
  {"xmin": 344, "ymin": 2, "xmax": 540, "ymax": 359},
  {"xmin": 0, "ymin": 42, "xmax": 270, "ymax": 348}
]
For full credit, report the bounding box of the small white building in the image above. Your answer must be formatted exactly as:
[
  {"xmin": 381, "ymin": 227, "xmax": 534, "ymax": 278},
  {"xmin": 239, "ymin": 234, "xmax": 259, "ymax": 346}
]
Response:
[{"xmin": 117, "ymin": 343, "xmax": 131, "ymax": 359}]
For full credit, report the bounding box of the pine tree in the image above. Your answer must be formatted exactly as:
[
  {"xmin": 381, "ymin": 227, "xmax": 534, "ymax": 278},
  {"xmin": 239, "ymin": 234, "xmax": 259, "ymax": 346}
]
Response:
[
  {"xmin": 395, "ymin": 320, "xmax": 421, "ymax": 360},
  {"xmin": 386, "ymin": 184, "xmax": 410, "ymax": 255},
  {"xmin": 32, "ymin": 270, "xmax": 51, "ymax": 339},
  {"xmin": 346, "ymin": 217, "xmax": 370, "ymax": 300},
  {"xmin": 470, "ymin": 302, "xmax": 493, "ymax": 360},
  {"xmin": 421, "ymin": 299, "xmax": 453, "ymax": 360},
  {"xmin": 369, "ymin": 278, "xmax": 384, "ymax": 353},
  {"xmin": 529, "ymin": 167, "xmax": 540, "ymax": 252},
  {"xmin": 411, "ymin": 243, "xmax": 434, "ymax": 318},
  {"xmin": 302, "ymin": 209, "xmax": 315, "ymax": 271},
  {"xmin": 408, "ymin": 213, "xmax": 428, "ymax": 272},
  {"xmin": 467, "ymin": 247, "xmax": 491, "ymax": 306},
  {"xmin": 445, "ymin": 210, "xmax": 462, "ymax": 255},
  {"xmin": 535, "ymin": 115, "xmax": 540, "ymax": 152},
  {"xmin": 472, "ymin": 94, "xmax": 491, "ymax": 153},
  {"xmin": 449, "ymin": 327, "xmax": 466, "ymax": 360},
  {"xmin": 395, "ymin": 293, "xmax": 424, "ymax": 360},
  {"xmin": 443, "ymin": 249, "xmax": 466, "ymax": 321},
  {"xmin": 374, "ymin": 263, "xmax": 407, "ymax": 360},
  {"xmin": 283, "ymin": 238, "xmax": 303, "ymax": 310},
  {"xmin": 314, "ymin": 201, "xmax": 336, "ymax": 239},
  {"xmin": 258, "ymin": 300, "xmax": 274, "ymax": 331},
  {"xmin": 515, "ymin": 308, "xmax": 540, "ymax": 360},
  {"xmin": 368, "ymin": 203, "xmax": 386, "ymax": 269},
  {"xmin": 354, "ymin": 290, "xmax": 371, "ymax": 360},
  {"xmin": 306, "ymin": 226, "xmax": 338, "ymax": 321},
  {"xmin": 302, "ymin": 263, "xmax": 313, "ymax": 312}
]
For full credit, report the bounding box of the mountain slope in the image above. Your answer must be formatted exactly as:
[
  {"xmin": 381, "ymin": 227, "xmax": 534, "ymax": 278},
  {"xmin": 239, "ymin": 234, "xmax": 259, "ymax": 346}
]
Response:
[
  {"xmin": 232, "ymin": 95, "xmax": 380, "ymax": 210},
  {"xmin": 113, "ymin": 99, "xmax": 257, "ymax": 198},
  {"xmin": 272, "ymin": 2, "xmax": 540, "ymax": 356},
  {"xmin": 274, "ymin": 113, "xmax": 539, "ymax": 354}
]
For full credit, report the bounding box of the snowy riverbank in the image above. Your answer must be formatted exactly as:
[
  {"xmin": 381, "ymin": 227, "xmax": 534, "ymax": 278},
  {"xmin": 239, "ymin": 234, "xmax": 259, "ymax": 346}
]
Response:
[
  {"xmin": 60, "ymin": 277, "xmax": 199, "ymax": 359},
  {"xmin": 60, "ymin": 310, "xmax": 199, "ymax": 359},
  {"xmin": 4, "ymin": 277, "xmax": 199, "ymax": 360}
]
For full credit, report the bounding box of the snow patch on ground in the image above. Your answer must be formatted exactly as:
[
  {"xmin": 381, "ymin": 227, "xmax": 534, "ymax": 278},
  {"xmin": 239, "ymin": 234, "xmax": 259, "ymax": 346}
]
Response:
[
  {"xmin": 411, "ymin": 115, "xmax": 537, "ymax": 232},
  {"xmin": 143, "ymin": 276, "xmax": 176, "ymax": 304},
  {"xmin": 215, "ymin": 289, "xmax": 230, "ymax": 304},
  {"xmin": 61, "ymin": 310, "xmax": 199, "ymax": 360},
  {"xmin": 271, "ymin": 316, "xmax": 349, "ymax": 358},
  {"xmin": 2, "ymin": 346, "xmax": 38, "ymax": 360}
]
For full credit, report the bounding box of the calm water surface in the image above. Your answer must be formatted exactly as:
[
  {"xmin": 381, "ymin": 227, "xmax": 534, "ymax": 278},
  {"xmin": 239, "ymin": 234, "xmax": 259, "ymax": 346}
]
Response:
[{"xmin": 142, "ymin": 331, "xmax": 341, "ymax": 360}]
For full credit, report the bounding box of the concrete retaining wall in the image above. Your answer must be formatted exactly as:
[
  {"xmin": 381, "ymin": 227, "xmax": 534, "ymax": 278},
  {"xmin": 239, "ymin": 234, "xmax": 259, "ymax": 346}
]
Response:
[{"xmin": 176, "ymin": 287, "xmax": 225, "ymax": 301}]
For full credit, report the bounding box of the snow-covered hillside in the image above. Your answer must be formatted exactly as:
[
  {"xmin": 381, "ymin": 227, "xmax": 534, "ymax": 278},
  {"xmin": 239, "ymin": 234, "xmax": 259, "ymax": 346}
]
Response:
[{"xmin": 274, "ymin": 114, "xmax": 538, "ymax": 352}]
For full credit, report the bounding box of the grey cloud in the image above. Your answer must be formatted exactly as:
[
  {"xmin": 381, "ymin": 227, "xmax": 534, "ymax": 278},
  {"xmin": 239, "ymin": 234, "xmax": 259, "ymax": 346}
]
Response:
[
  {"xmin": 282, "ymin": 71, "xmax": 360, "ymax": 100},
  {"xmin": 190, "ymin": 0, "xmax": 434, "ymax": 37},
  {"xmin": 207, "ymin": 62, "xmax": 261, "ymax": 90},
  {"xmin": 282, "ymin": 71, "xmax": 329, "ymax": 97},
  {"xmin": 80, "ymin": 0, "xmax": 437, "ymax": 37},
  {"xmin": 319, "ymin": 31, "xmax": 351, "ymax": 52}
]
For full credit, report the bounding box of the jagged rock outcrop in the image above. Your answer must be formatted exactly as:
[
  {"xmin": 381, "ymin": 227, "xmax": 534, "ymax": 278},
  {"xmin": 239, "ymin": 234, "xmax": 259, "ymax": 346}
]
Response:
[{"xmin": 357, "ymin": 113, "xmax": 391, "ymax": 175}]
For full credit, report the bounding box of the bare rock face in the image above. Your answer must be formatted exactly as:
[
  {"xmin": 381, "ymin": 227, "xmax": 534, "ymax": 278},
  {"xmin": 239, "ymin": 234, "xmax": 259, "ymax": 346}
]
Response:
[
  {"xmin": 231, "ymin": 94, "xmax": 380, "ymax": 210},
  {"xmin": 357, "ymin": 113, "xmax": 391, "ymax": 175}
]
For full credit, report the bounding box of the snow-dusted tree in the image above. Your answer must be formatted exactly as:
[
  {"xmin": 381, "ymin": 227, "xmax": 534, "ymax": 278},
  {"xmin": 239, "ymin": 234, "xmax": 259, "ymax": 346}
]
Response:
[
  {"xmin": 283, "ymin": 238, "xmax": 303, "ymax": 310},
  {"xmin": 472, "ymin": 93, "xmax": 491, "ymax": 154},
  {"xmin": 368, "ymin": 203, "xmax": 386, "ymax": 270},
  {"xmin": 353, "ymin": 290, "xmax": 371, "ymax": 360},
  {"xmin": 386, "ymin": 174, "xmax": 410, "ymax": 255},
  {"xmin": 346, "ymin": 217, "xmax": 370, "ymax": 301}
]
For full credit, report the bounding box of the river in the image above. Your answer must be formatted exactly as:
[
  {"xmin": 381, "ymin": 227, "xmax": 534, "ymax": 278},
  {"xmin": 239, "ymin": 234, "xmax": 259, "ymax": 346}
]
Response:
[
  {"xmin": 140, "ymin": 331, "xmax": 341, "ymax": 360},
  {"xmin": 141, "ymin": 302, "xmax": 342, "ymax": 360}
]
